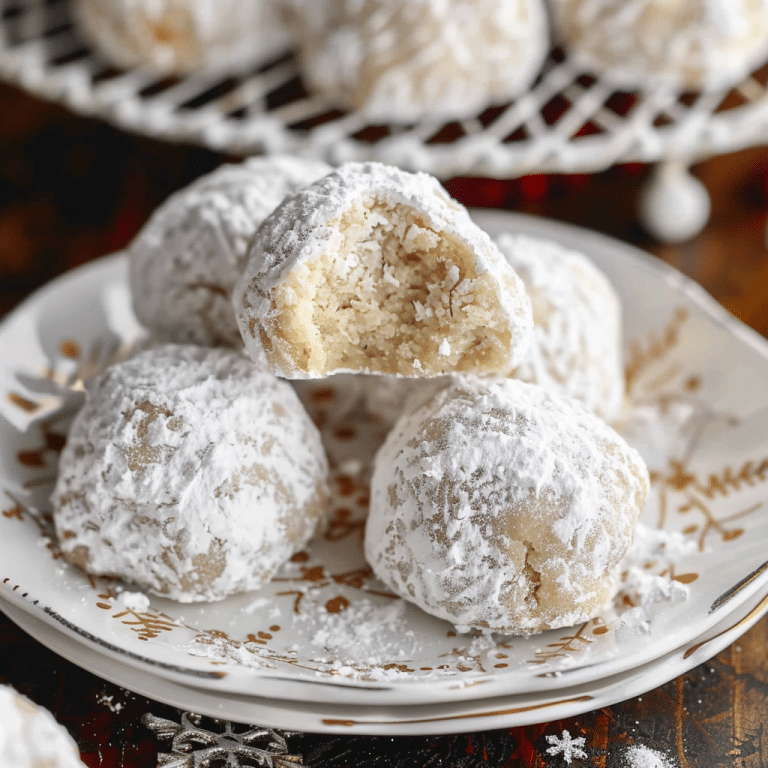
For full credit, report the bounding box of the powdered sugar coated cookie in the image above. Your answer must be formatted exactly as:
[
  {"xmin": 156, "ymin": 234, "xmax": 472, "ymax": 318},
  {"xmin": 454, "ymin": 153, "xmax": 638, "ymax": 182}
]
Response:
[
  {"xmin": 53, "ymin": 344, "xmax": 330, "ymax": 602},
  {"xmin": 0, "ymin": 685, "xmax": 86, "ymax": 768},
  {"xmin": 233, "ymin": 161, "xmax": 533, "ymax": 379},
  {"xmin": 295, "ymin": 0, "xmax": 550, "ymax": 122},
  {"xmin": 365, "ymin": 377, "xmax": 649, "ymax": 635},
  {"xmin": 550, "ymin": 0, "xmax": 768, "ymax": 91},
  {"xmin": 72, "ymin": 0, "xmax": 294, "ymax": 75},
  {"xmin": 129, "ymin": 155, "xmax": 331, "ymax": 348},
  {"xmin": 495, "ymin": 233, "xmax": 625, "ymax": 421}
]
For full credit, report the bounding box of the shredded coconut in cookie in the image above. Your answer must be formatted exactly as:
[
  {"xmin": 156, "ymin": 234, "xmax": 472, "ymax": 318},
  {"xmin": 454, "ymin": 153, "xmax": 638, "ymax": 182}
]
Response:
[
  {"xmin": 550, "ymin": 0, "xmax": 768, "ymax": 91},
  {"xmin": 295, "ymin": 0, "xmax": 550, "ymax": 122},
  {"xmin": 233, "ymin": 162, "xmax": 533, "ymax": 379},
  {"xmin": 52, "ymin": 344, "xmax": 330, "ymax": 602},
  {"xmin": 365, "ymin": 377, "xmax": 649, "ymax": 635},
  {"xmin": 495, "ymin": 232, "xmax": 625, "ymax": 421},
  {"xmin": 0, "ymin": 685, "xmax": 86, "ymax": 768},
  {"xmin": 129, "ymin": 155, "xmax": 331, "ymax": 348}
]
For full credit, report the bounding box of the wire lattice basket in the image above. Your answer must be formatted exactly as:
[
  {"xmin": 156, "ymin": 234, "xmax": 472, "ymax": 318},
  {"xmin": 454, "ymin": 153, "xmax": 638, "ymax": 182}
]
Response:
[{"xmin": 2, "ymin": 0, "xmax": 768, "ymax": 179}]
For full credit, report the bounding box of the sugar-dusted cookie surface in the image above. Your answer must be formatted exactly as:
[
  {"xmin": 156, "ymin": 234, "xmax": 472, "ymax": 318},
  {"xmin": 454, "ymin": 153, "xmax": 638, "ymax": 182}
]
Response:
[
  {"xmin": 294, "ymin": 0, "xmax": 550, "ymax": 123},
  {"xmin": 0, "ymin": 685, "xmax": 86, "ymax": 768},
  {"xmin": 53, "ymin": 344, "xmax": 330, "ymax": 602},
  {"xmin": 72, "ymin": 0, "xmax": 294, "ymax": 75},
  {"xmin": 129, "ymin": 155, "xmax": 331, "ymax": 348},
  {"xmin": 233, "ymin": 162, "xmax": 533, "ymax": 379},
  {"xmin": 495, "ymin": 233, "xmax": 625, "ymax": 422},
  {"xmin": 365, "ymin": 377, "xmax": 649, "ymax": 635},
  {"xmin": 550, "ymin": 0, "xmax": 768, "ymax": 91}
]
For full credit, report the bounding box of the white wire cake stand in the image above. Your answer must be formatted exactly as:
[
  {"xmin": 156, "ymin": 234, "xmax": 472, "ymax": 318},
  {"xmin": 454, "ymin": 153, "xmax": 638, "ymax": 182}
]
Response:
[{"xmin": 3, "ymin": 0, "xmax": 768, "ymax": 239}]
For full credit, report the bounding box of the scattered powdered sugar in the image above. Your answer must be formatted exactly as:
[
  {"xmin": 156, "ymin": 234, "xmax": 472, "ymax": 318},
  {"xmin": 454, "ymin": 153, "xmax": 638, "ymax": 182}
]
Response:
[
  {"xmin": 117, "ymin": 590, "xmax": 150, "ymax": 613},
  {"xmin": 615, "ymin": 523, "xmax": 699, "ymax": 631},
  {"xmin": 623, "ymin": 743, "xmax": 676, "ymax": 768},
  {"xmin": 307, "ymin": 598, "xmax": 417, "ymax": 668},
  {"xmin": 96, "ymin": 692, "xmax": 124, "ymax": 713}
]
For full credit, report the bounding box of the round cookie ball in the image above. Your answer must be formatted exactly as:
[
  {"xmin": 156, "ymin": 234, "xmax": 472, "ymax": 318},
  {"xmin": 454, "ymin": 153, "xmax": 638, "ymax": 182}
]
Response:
[
  {"xmin": 0, "ymin": 685, "xmax": 86, "ymax": 768},
  {"xmin": 53, "ymin": 344, "xmax": 330, "ymax": 602},
  {"xmin": 72, "ymin": 0, "xmax": 294, "ymax": 75},
  {"xmin": 233, "ymin": 161, "xmax": 533, "ymax": 378},
  {"xmin": 495, "ymin": 233, "xmax": 625, "ymax": 422},
  {"xmin": 365, "ymin": 377, "xmax": 649, "ymax": 635},
  {"xmin": 129, "ymin": 155, "xmax": 332, "ymax": 348},
  {"xmin": 295, "ymin": 0, "xmax": 550, "ymax": 123},
  {"xmin": 549, "ymin": 0, "xmax": 768, "ymax": 91}
]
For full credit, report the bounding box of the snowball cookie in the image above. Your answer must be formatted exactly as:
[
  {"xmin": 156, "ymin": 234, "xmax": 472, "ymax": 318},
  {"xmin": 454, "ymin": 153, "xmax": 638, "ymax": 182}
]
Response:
[
  {"xmin": 129, "ymin": 155, "xmax": 332, "ymax": 348},
  {"xmin": 53, "ymin": 344, "xmax": 330, "ymax": 602},
  {"xmin": 294, "ymin": 0, "xmax": 550, "ymax": 123},
  {"xmin": 72, "ymin": 0, "xmax": 294, "ymax": 75},
  {"xmin": 549, "ymin": 0, "xmax": 768, "ymax": 91},
  {"xmin": 495, "ymin": 233, "xmax": 625, "ymax": 422},
  {"xmin": 233, "ymin": 161, "xmax": 534, "ymax": 379},
  {"xmin": 365, "ymin": 378, "xmax": 650, "ymax": 634},
  {"xmin": 0, "ymin": 685, "xmax": 86, "ymax": 768}
]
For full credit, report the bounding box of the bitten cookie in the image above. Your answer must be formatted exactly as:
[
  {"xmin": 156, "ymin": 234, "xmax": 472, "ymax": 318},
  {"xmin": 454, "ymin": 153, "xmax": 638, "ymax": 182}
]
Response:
[
  {"xmin": 0, "ymin": 685, "xmax": 86, "ymax": 768},
  {"xmin": 53, "ymin": 344, "xmax": 330, "ymax": 602},
  {"xmin": 233, "ymin": 162, "xmax": 533, "ymax": 378},
  {"xmin": 495, "ymin": 232, "xmax": 625, "ymax": 422},
  {"xmin": 294, "ymin": 0, "xmax": 550, "ymax": 122},
  {"xmin": 72, "ymin": 0, "xmax": 294, "ymax": 74},
  {"xmin": 129, "ymin": 155, "xmax": 331, "ymax": 348},
  {"xmin": 550, "ymin": 0, "xmax": 768, "ymax": 91},
  {"xmin": 365, "ymin": 377, "xmax": 649, "ymax": 635}
]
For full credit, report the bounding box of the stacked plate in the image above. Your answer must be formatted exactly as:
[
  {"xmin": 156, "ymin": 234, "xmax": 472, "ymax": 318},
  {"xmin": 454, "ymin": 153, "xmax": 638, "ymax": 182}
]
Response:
[{"xmin": 2, "ymin": 212, "xmax": 768, "ymax": 735}]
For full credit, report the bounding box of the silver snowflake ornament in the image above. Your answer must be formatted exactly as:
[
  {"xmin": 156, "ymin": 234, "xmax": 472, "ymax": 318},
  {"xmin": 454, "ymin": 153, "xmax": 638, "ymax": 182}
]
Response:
[
  {"xmin": 545, "ymin": 729, "xmax": 588, "ymax": 764},
  {"xmin": 142, "ymin": 711, "xmax": 304, "ymax": 768}
]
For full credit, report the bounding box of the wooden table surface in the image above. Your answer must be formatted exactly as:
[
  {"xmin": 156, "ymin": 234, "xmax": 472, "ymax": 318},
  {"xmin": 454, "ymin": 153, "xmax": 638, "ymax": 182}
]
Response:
[{"xmin": 1, "ymin": 80, "xmax": 768, "ymax": 767}]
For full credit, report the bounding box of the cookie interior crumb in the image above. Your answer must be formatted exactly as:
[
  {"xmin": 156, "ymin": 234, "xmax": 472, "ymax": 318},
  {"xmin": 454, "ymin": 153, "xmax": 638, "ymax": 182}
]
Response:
[{"xmin": 266, "ymin": 199, "xmax": 514, "ymax": 376}]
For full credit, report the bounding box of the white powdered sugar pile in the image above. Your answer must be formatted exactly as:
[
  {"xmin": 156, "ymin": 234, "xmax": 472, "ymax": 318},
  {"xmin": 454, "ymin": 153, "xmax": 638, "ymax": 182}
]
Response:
[
  {"xmin": 305, "ymin": 598, "xmax": 420, "ymax": 675},
  {"xmin": 615, "ymin": 524, "xmax": 698, "ymax": 632},
  {"xmin": 624, "ymin": 743, "xmax": 676, "ymax": 768},
  {"xmin": 117, "ymin": 590, "xmax": 151, "ymax": 613}
]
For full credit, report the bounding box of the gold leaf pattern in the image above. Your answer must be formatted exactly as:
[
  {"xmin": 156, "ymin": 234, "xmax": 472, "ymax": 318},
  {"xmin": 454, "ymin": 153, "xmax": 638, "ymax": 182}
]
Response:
[
  {"xmin": 625, "ymin": 307, "xmax": 689, "ymax": 395},
  {"xmin": 528, "ymin": 622, "xmax": 593, "ymax": 665}
]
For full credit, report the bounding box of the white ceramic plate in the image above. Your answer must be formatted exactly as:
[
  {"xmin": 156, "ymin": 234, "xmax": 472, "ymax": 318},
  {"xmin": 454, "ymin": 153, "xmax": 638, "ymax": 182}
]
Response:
[
  {"xmin": 2, "ymin": 211, "xmax": 768, "ymax": 709},
  {"xmin": 3, "ymin": 585, "xmax": 767, "ymax": 736}
]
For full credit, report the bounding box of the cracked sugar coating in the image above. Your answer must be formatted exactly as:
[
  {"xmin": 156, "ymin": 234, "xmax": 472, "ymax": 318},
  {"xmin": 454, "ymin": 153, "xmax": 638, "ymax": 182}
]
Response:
[
  {"xmin": 52, "ymin": 344, "xmax": 330, "ymax": 602},
  {"xmin": 495, "ymin": 233, "xmax": 625, "ymax": 422},
  {"xmin": 0, "ymin": 685, "xmax": 86, "ymax": 768},
  {"xmin": 294, "ymin": 0, "xmax": 550, "ymax": 123},
  {"xmin": 233, "ymin": 162, "xmax": 533, "ymax": 378},
  {"xmin": 72, "ymin": 0, "xmax": 294, "ymax": 75},
  {"xmin": 550, "ymin": 0, "xmax": 768, "ymax": 91},
  {"xmin": 129, "ymin": 155, "xmax": 331, "ymax": 348},
  {"xmin": 365, "ymin": 378, "xmax": 649, "ymax": 635}
]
